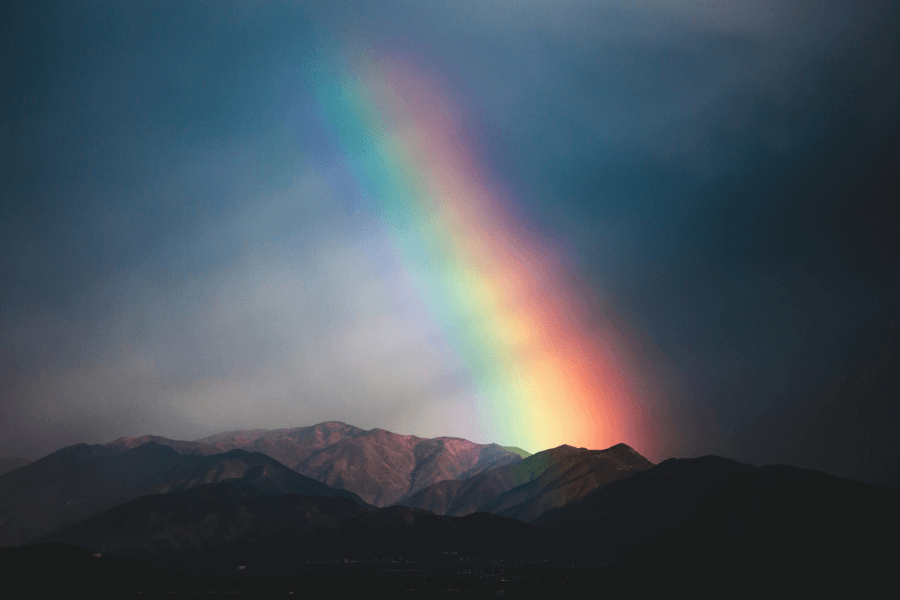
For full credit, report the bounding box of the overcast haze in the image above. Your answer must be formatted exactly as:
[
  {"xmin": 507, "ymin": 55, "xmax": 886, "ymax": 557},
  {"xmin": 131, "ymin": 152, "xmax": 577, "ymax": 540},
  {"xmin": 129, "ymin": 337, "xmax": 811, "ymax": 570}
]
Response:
[{"xmin": 2, "ymin": 1, "xmax": 898, "ymax": 487}]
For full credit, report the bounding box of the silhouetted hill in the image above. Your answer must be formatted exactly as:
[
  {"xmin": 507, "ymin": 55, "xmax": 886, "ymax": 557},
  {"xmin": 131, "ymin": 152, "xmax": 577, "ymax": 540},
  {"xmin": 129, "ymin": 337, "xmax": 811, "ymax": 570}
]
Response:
[
  {"xmin": 39, "ymin": 482, "xmax": 371, "ymax": 559},
  {"xmin": 534, "ymin": 455, "xmax": 900, "ymax": 568},
  {"xmin": 338, "ymin": 505, "xmax": 573, "ymax": 559},
  {"xmin": 106, "ymin": 422, "xmax": 524, "ymax": 507},
  {"xmin": 0, "ymin": 457, "xmax": 30, "ymax": 477},
  {"xmin": 0, "ymin": 441, "xmax": 368, "ymax": 548},
  {"xmin": 39, "ymin": 485, "xmax": 572, "ymax": 561}
]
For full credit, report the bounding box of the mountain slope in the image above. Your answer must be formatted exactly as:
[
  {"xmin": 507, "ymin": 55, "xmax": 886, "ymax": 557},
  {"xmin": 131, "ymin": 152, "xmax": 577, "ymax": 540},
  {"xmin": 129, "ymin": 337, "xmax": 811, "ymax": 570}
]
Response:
[
  {"xmin": 0, "ymin": 457, "xmax": 30, "ymax": 477},
  {"xmin": 41, "ymin": 485, "xmax": 571, "ymax": 560},
  {"xmin": 102, "ymin": 422, "xmax": 367, "ymax": 465},
  {"xmin": 0, "ymin": 441, "xmax": 368, "ymax": 548},
  {"xmin": 296, "ymin": 428, "xmax": 521, "ymax": 506},
  {"xmin": 482, "ymin": 443, "xmax": 654, "ymax": 522},
  {"xmin": 398, "ymin": 444, "xmax": 584, "ymax": 515},
  {"xmin": 534, "ymin": 455, "xmax": 900, "ymax": 566},
  {"xmin": 106, "ymin": 422, "xmax": 524, "ymax": 507},
  {"xmin": 40, "ymin": 482, "xmax": 370, "ymax": 558},
  {"xmin": 399, "ymin": 443, "xmax": 653, "ymax": 520}
]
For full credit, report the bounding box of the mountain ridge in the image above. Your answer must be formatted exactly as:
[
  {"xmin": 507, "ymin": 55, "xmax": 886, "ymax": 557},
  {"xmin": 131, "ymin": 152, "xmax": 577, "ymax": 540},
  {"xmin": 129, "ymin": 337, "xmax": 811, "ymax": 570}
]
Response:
[
  {"xmin": 101, "ymin": 421, "xmax": 525, "ymax": 506},
  {"xmin": 534, "ymin": 454, "xmax": 900, "ymax": 566},
  {"xmin": 0, "ymin": 441, "xmax": 369, "ymax": 548},
  {"xmin": 398, "ymin": 442, "xmax": 654, "ymax": 520},
  {"xmin": 38, "ymin": 482, "xmax": 574, "ymax": 561}
]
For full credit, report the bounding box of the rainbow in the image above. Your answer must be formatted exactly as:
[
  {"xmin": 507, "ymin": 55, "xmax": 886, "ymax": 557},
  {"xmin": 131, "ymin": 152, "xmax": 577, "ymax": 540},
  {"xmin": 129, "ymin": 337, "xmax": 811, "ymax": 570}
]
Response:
[{"xmin": 309, "ymin": 49, "xmax": 655, "ymax": 456}]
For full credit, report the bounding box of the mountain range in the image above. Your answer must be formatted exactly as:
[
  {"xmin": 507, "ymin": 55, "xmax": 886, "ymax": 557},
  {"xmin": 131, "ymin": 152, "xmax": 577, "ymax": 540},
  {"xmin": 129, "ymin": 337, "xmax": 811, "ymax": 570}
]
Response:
[
  {"xmin": 398, "ymin": 442, "xmax": 654, "ymax": 521},
  {"xmin": 99, "ymin": 421, "xmax": 523, "ymax": 506},
  {"xmin": 0, "ymin": 440, "xmax": 369, "ymax": 548},
  {"xmin": 1, "ymin": 421, "xmax": 896, "ymax": 594}
]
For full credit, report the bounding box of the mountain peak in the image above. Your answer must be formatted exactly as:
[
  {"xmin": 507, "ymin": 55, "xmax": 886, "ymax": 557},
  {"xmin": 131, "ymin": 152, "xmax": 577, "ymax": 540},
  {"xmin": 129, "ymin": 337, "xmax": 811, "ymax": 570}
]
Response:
[{"xmin": 108, "ymin": 423, "xmax": 525, "ymax": 507}]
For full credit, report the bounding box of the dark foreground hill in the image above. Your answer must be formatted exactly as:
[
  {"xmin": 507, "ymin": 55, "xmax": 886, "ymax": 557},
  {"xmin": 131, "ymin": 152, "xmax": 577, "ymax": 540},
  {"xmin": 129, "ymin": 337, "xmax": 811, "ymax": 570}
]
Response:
[
  {"xmin": 0, "ymin": 441, "xmax": 368, "ymax": 547},
  {"xmin": 39, "ymin": 482, "xmax": 573, "ymax": 561},
  {"xmin": 398, "ymin": 443, "xmax": 654, "ymax": 521},
  {"xmin": 535, "ymin": 455, "xmax": 900, "ymax": 569},
  {"xmin": 105, "ymin": 422, "xmax": 524, "ymax": 506},
  {"xmin": 38, "ymin": 482, "xmax": 371, "ymax": 559},
  {"xmin": 3, "ymin": 452, "xmax": 896, "ymax": 597},
  {"xmin": 0, "ymin": 457, "xmax": 30, "ymax": 477}
]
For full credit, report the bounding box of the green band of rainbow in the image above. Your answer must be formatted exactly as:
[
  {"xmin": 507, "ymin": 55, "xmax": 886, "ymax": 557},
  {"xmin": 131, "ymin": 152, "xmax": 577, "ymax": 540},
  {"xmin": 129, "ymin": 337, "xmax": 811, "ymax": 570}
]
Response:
[{"xmin": 310, "ymin": 50, "xmax": 654, "ymax": 455}]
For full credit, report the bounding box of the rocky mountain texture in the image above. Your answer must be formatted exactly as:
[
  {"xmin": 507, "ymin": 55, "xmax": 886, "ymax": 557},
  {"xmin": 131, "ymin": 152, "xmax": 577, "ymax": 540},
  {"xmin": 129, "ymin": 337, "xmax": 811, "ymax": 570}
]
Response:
[
  {"xmin": 0, "ymin": 441, "xmax": 368, "ymax": 548},
  {"xmin": 41, "ymin": 483, "xmax": 571, "ymax": 560},
  {"xmin": 481, "ymin": 443, "xmax": 654, "ymax": 522},
  {"xmin": 399, "ymin": 443, "xmax": 654, "ymax": 520},
  {"xmin": 398, "ymin": 444, "xmax": 583, "ymax": 515},
  {"xmin": 105, "ymin": 422, "xmax": 524, "ymax": 506},
  {"xmin": 293, "ymin": 427, "xmax": 522, "ymax": 506},
  {"xmin": 534, "ymin": 455, "xmax": 900, "ymax": 567}
]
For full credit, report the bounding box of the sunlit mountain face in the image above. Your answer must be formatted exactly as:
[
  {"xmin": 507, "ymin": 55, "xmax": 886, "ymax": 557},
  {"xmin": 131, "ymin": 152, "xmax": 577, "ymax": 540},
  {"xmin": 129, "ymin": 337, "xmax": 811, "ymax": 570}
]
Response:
[{"xmin": 101, "ymin": 422, "xmax": 524, "ymax": 506}]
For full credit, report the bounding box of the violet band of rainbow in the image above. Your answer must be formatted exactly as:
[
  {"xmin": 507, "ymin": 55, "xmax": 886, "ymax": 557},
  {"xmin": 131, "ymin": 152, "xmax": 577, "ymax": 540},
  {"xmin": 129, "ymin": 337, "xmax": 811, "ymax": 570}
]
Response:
[{"xmin": 310, "ymin": 51, "xmax": 654, "ymax": 455}]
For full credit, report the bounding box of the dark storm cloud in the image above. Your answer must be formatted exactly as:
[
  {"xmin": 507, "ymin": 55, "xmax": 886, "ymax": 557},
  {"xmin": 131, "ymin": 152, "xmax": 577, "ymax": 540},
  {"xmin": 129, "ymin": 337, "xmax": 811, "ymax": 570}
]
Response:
[
  {"xmin": 357, "ymin": 1, "xmax": 900, "ymax": 478},
  {"xmin": 1, "ymin": 1, "xmax": 898, "ymax": 485}
]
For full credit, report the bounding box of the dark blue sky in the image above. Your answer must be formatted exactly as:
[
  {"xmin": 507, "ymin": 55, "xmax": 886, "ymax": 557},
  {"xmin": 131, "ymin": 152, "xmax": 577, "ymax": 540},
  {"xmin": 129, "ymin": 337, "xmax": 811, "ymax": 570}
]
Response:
[{"xmin": 2, "ymin": 1, "xmax": 898, "ymax": 487}]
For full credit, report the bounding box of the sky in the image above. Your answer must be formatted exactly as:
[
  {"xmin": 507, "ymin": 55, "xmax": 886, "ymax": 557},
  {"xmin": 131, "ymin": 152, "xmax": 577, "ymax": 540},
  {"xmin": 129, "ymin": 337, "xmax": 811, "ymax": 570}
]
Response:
[{"xmin": 2, "ymin": 1, "xmax": 898, "ymax": 487}]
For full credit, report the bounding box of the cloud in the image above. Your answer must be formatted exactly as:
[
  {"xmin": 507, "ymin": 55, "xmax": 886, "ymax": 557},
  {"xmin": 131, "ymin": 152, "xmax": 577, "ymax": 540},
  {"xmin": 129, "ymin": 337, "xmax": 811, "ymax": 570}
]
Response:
[
  {"xmin": 2, "ymin": 1, "xmax": 898, "ymax": 483},
  {"xmin": 0, "ymin": 159, "xmax": 485, "ymax": 456}
]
